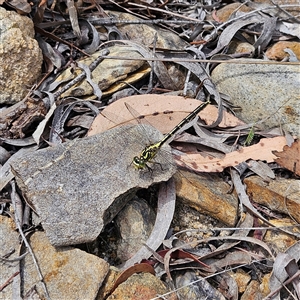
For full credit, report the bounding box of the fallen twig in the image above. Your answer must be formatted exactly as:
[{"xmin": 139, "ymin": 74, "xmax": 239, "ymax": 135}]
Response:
[
  {"xmin": 0, "ymin": 271, "xmax": 20, "ymax": 292},
  {"xmin": 10, "ymin": 180, "xmax": 51, "ymax": 300}
]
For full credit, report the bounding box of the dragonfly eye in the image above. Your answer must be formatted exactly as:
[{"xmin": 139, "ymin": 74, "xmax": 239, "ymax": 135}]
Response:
[
  {"xmin": 133, "ymin": 156, "xmax": 146, "ymax": 169},
  {"xmin": 133, "ymin": 156, "xmax": 141, "ymax": 163}
]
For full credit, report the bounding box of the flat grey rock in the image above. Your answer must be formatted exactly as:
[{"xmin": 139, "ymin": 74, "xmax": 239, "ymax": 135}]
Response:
[
  {"xmin": 211, "ymin": 59, "xmax": 300, "ymax": 137},
  {"xmin": 11, "ymin": 124, "xmax": 176, "ymax": 246}
]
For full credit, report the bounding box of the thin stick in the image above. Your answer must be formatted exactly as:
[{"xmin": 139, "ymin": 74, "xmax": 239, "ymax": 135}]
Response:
[
  {"xmin": 0, "ymin": 271, "xmax": 20, "ymax": 292},
  {"xmin": 10, "ymin": 180, "xmax": 51, "ymax": 300},
  {"xmin": 150, "ymin": 259, "xmax": 266, "ymax": 300},
  {"xmin": 263, "ymin": 270, "xmax": 300, "ymax": 300},
  {"xmin": 96, "ymin": 55, "xmax": 300, "ymax": 65}
]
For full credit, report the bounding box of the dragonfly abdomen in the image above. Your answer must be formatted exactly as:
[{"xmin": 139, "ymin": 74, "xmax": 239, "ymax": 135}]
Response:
[{"xmin": 131, "ymin": 100, "xmax": 210, "ymax": 171}]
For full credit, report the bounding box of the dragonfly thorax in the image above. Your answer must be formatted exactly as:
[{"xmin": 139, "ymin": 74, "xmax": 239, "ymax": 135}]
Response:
[{"xmin": 132, "ymin": 143, "xmax": 160, "ymax": 170}]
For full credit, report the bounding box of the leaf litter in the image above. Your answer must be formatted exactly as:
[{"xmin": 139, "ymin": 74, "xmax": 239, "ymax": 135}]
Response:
[{"xmin": 0, "ymin": 0, "xmax": 299, "ymax": 299}]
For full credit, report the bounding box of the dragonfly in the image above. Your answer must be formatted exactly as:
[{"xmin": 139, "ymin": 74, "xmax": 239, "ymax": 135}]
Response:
[{"xmin": 131, "ymin": 99, "xmax": 210, "ymax": 171}]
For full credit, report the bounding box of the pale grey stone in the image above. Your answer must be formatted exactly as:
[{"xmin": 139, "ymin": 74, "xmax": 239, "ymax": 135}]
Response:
[
  {"xmin": 115, "ymin": 198, "xmax": 156, "ymax": 261},
  {"xmin": 211, "ymin": 59, "xmax": 300, "ymax": 137}
]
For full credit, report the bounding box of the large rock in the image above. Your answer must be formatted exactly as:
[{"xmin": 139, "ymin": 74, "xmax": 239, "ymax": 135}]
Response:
[
  {"xmin": 11, "ymin": 124, "xmax": 176, "ymax": 246},
  {"xmin": 0, "ymin": 7, "xmax": 42, "ymax": 104},
  {"xmin": 211, "ymin": 59, "xmax": 300, "ymax": 137}
]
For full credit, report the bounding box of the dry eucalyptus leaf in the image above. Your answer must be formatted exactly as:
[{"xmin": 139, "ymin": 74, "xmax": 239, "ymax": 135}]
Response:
[
  {"xmin": 175, "ymin": 136, "xmax": 290, "ymax": 173},
  {"xmin": 6, "ymin": 0, "xmax": 31, "ymax": 13},
  {"xmin": 67, "ymin": 0, "xmax": 81, "ymax": 39},
  {"xmin": 210, "ymin": 251, "xmax": 253, "ymax": 271},
  {"xmin": 273, "ymin": 140, "xmax": 300, "ymax": 176},
  {"xmin": 79, "ymin": 20, "xmax": 101, "ymax": 54},
  {"xmin": 32, "ymin": 102, "xmax": 56, "ymax": 144},
  {"xmin": 246, "ymin": 160, "xmax": 275, "ymax": 180},
  {"xmin": 120, "ymin": 179, "xmax": 176, "ymax": 269},
  {"xmin": 37, "ymin": 38, "xmax": 64, "ymax": 69},
  {"xmin": 277, "ymin": 22, "xmax": 300, "ymax": 39},
  {"xmin": 207, "ymin": 14, "xmax": 264, "ymax": 57},
  {"xmin": 268, "ymin": 241, "xmax": 300, "ymax": 300},
  {"xmin": 67, "ymin": 114, "xmax": 94, "ymax": 129},
  {"xmin": 88, "ymin": 94, "xmax": 244, "ymax": 136}
]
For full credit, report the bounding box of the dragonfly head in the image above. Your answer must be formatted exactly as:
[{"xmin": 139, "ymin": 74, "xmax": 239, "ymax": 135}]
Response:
[
  {"xmin": 132, "ymin": 145, "xmax": 159, "ymax": 170},
  {"xmin": 132, "ymin": 156, "xmax": 146, "ymax": 170}
]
